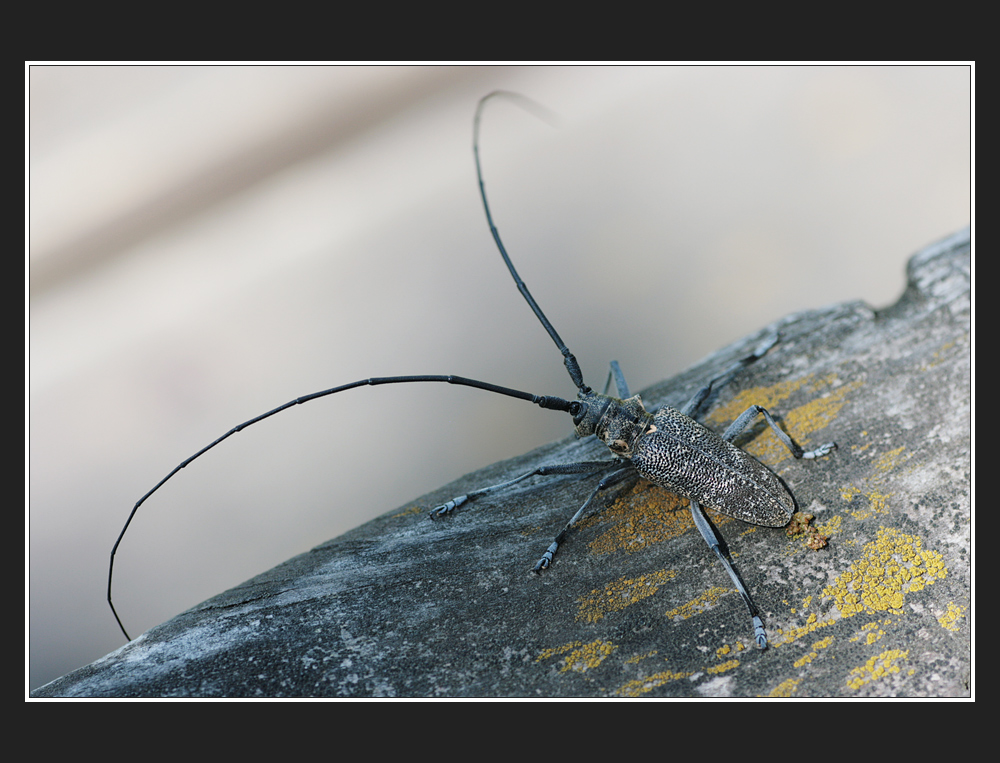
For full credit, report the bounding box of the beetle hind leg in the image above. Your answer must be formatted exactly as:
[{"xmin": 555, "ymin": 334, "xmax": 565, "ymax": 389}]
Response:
[{"xmin": 689, "ymin": 498, "xmax": 769, "ymax": 649}]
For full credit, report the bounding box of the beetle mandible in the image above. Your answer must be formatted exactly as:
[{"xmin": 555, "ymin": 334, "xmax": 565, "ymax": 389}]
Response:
[{"xmin": 108, "ymin": 91, "xmax": 835, "ymax": 648}]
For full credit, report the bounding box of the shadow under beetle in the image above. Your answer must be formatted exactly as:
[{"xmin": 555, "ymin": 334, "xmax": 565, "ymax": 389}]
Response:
[{"xmin": 109, "ymin": 91, "xmax": 835, "ymax": 647}]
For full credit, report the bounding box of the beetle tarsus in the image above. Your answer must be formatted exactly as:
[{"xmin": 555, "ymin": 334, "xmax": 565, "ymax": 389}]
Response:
[{"xmin": 429, "ymin": 495, "xmax": 468, "ymax": 519}]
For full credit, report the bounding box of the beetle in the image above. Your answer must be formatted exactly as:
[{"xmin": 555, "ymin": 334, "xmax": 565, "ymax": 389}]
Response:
[{"xmin": 108, "ymin": 91, "xmax": 834, "ymax": 648}]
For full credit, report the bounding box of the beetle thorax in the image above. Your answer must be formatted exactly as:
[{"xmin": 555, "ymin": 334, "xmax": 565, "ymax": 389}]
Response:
[{"xmin": 573, "ymin": 393, "xmax": 655, "ymax": 458}]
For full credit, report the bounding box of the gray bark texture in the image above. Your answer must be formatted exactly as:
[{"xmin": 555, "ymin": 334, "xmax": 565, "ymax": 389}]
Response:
[{"xmin": 34, "ymin": 227, "xmax": 971, "ymax": 698}]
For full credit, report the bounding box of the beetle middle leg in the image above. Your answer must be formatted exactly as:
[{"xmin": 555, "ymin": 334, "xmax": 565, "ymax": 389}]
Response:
[
  {"xmin": 679, "ymin": 330, "xmax": 780, "ymax": 419},
  {"xmin": 679, "ymin": 330, "xmax": 836, "ymax": 458},
  {"xmin": 722, "ymin": 404, "xmax": 836, "ymax": 460},
  {"xmin": 532, "ymin": 464, "xmax": 637, "ymax": 572},
  {"xmin": 430, "ymin": 459, "xmax": 639, "ymax": 573}
]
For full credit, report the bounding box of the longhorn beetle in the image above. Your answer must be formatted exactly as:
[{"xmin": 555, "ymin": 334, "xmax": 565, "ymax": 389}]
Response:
[{"xmin": 109, "ymin": 91, "xmax": 835, "ymax": 648}]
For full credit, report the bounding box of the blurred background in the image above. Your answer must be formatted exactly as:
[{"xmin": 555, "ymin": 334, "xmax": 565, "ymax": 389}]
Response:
[{"xmin": 28, "ymin": 65, "xmax": 971, "ymax": 691}]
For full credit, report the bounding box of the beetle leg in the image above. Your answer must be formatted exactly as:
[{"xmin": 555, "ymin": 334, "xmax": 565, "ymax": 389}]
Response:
[
  {"xmin": 602, "ymin": 361, "xmax": 631, "ymax": 399},
  {"xmin": 680, "ymin": 331, "xmax": 780, "ymax": 419},
  {"xmin": 688, "ymin": 498, "xmax": 769, "ymax": 649},
  {"xmin": 532, "ymin": 465, "xmax": 636, "ymax": 572},
  {"xmin": 429, "ymin": 460, "xmax": 619, "ymax": 518},
  {"xmin": 722, "ymin": 404, "xmax": 836, "ymax": 459}
]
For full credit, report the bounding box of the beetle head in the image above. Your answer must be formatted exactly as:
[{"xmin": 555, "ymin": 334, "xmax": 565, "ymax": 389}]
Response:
[{"xmin": 572, "ymin": 393, "xmax": 653, "ymax": 458}]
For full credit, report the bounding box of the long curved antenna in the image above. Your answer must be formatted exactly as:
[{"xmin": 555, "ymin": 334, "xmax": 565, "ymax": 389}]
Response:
[
  {"xmin": 109, "ymin": 375, "xmax": 576, "ymax": 640},
  {"xmin": 474, "ymin": 92, "xmax": 591, "ymax": 395}
]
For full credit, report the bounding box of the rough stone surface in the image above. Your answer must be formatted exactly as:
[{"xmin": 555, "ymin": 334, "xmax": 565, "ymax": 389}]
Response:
[{"xmin": 33, "ymin": 228, "xmax": 971, "ymax": 698}]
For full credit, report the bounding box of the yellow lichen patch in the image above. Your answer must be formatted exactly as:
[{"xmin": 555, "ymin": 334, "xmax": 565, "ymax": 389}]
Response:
[
  {"xmin": 772, "ymin": 613, "xmax": 837, "ymax": 646},
  {"xmin": 846, "ymin": 649, "xmax": 909, "ymax": 691},
  {"xmin": 841, "ymin": 488, "xmax": 891, "ymax": 519},
  {"xmin": 707, "ymin": 659, "xmax": 739, "ymax": 675},
  {"xmin": 873, "ymin": 446, "xmax": 909, "ymax": 474},
  {"xmin": 705, "ymin": 376, "xmax": 858, "ymax": 465},
  {"xmin": 850, "ymin": 620, "xmax": 889, "ymax": 646},
  {"xmin": 536, "ymin": 638, "xmax": 618, "ymax": 673},
  {"xmin": 665, "ymin": 586, "xmax": 731, "ymax": 621},
  {"xmin": 823, "ymin": 527, "xmax": 947, "ymax": 618},
  {"xmin": 841, "ymin": 446, "xmax": 910, "ymax": 520},
  {"xmin": 792, "ymin": 636, "xmax": 834, "ymax": 668},
  {"xmin": 765, "ymin": 678, "xmax": 802, "ymax": 698},
  {"xmin": 393, "ymin": 505, "xmax": 424, "ymax": 518},
  {"xmin": 921, "ymin": 337, "xmax": 963, "ymax": 371},
  {"xmin": 938, "ymin": 602, "xmax": 967, "ymax": 632},
  {"xmin": 624, "ymin": 650, "xmax": 658, "ymax": 664},
  {"xmin": 576, "ymin": 569, "xmax": 678, "ymax": 623},
  {"xmin": 535, "ymin": 641, "xmax": 582, "ymax": 662},
  {"xmin": 716, "ymin": 644, "xmax": 731, "ymax": 658},
  {"xmin": 586, "ymin": 482, "xmax": 695, "ymax": 557},
  {"xmin": 614, "ymin": 670, "xmax": 692, "ymax": 697},
  {"xmin": 816, "ymin": 515, "xmax": 841, "ymax": 538},
  {"xmin": 706, "ymin": 377, "xmax": 811, "ymax": 425}
]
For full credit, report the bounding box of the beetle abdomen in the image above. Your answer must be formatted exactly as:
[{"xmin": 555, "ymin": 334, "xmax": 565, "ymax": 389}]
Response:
[{"xmin": 631, "ymin": 407, "xmax": 794, "ymax": 527}]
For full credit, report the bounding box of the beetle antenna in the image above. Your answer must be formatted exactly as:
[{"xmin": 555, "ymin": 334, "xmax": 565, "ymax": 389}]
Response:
[
  {"xmin": 109, "ymin": 375, "xmax": 576, "ymax": 640},
  {"xmin": 474, "ymin": 92, "xmax": 591, "ymax": 395}
]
